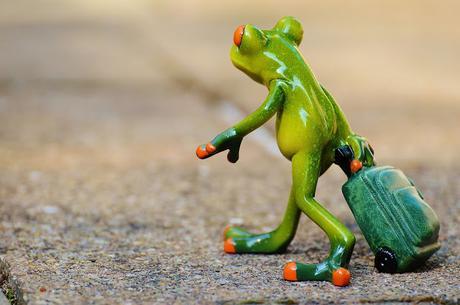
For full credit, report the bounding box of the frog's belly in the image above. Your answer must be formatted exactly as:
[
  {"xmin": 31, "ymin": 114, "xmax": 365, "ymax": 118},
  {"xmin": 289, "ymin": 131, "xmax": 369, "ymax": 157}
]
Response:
[{"xmin": 276, "ymin": 114, "xmax": 325, "ymax": 160}]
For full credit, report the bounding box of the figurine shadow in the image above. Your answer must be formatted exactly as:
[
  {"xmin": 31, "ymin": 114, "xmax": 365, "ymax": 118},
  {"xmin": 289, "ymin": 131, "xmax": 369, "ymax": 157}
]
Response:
[{"xmin": 410, "ymin": 252, "xmax": 446, "ymax": 273}]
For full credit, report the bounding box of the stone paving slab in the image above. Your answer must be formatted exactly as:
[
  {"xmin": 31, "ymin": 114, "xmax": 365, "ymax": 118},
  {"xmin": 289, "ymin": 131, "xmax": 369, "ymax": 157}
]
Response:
[
  {"xmin": 0, "ymin": 1, "xmax": 459, "ymax": 304},
  {"xmin": 0, "ymin": 83, "xmax": 458, "ymax": 305},
  {"xmin": 0, "ymin": 287, "xmax": 8, "ymax": 305},
  {"xmin": 0, "ymin": 84, "xmax": 458, "ymax": 304}
]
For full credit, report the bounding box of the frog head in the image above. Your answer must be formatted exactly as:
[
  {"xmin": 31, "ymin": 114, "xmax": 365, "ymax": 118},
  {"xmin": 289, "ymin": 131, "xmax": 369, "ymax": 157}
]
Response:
[{"xmin": 230, "ymin": 16, "xmax": 304, "ymax": 85}]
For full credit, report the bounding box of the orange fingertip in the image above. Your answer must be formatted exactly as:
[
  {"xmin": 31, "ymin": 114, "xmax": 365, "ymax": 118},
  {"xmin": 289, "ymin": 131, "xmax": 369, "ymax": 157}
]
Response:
[
  {"xmin": 206, "ymin": 143, "xmax": 216, "ymax": 154},
  {"xmin": 350, "ymin": 159, "xmax": 363, "ymax": 173},
  {"xmin": 283, "ymin": 262, "xmax": 298, "ymax": 281},
  {"xmin": 223, "ymin": 225, "xmax": 231, "ymax": 241},
  {"xmin": 196, "ymin": 145, "xmax": 209, "ymax": 159},
  {"xmin": 332, "ymin": 268, "xmax": 351, "ymax": 287},
  {"xmin": 224, "ymin": 238, "xmax": 236, "ymax": 254}
]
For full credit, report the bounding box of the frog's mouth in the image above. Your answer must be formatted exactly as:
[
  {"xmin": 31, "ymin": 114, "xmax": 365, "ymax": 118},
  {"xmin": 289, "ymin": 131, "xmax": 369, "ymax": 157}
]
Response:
[
  {"xmin": 231, "ymin": 56, "xmax": 264, "ymax": 84},
  {"xmin": 230, "ymin": 48, "xmax": 243, "ymax": 69}
]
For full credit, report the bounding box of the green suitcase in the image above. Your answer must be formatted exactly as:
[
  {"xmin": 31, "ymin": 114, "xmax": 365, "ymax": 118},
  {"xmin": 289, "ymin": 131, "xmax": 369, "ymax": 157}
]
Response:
[{"xmin": 336, "ymin": 147, "xmax": 441, "ymax": 273}]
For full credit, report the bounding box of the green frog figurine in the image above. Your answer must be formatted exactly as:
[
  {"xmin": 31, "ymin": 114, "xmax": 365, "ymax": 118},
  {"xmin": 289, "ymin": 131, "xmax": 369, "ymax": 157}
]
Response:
[{"xmin": 195, "ymin": 17, "xmax": 439, "ymax": 286}]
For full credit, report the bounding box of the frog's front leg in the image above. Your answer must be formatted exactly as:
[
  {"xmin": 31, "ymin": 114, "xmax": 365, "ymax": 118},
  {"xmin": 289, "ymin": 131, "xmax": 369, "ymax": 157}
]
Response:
[
  {"xmin": 223, "ymin": 188, "xmax": 301, "ymax": 254},
  {"xmin": 196, "ymin": 80, "xmax": 285, "ymax": 163},
  {"xmin": 283, "ymin": 151, "xmax": 355, "ymax": 286}
]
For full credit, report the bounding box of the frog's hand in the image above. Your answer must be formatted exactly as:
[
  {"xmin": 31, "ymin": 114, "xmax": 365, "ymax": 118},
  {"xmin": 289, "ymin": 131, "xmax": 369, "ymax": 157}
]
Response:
[
  {"xmin": 346, "ymin": 134, "xmax": 375, "ymax": 167},
  {"xmin": 196, "ymin": 80, "xmax": 285, "ymax": 162},
  {"xmin": 196, "ymin": 128, "xmax": 242, "ymax": 161},
  {"xmin": 196, "ymin": 137, "xmax": 242, "ymax": 162},
  {"xmin": 196, "ymin": 143, "xmax": 216, "ymax": 160},
  {"xmin": 335, "ymin": 136, "xmax": 375, "ymax": 176}
]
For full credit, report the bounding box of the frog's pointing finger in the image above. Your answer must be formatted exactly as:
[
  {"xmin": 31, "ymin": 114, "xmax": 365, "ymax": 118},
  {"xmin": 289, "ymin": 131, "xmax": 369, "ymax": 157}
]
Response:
[{"xmin": 196, "ymin": 143, "xmax": 217, "ymax": 158}]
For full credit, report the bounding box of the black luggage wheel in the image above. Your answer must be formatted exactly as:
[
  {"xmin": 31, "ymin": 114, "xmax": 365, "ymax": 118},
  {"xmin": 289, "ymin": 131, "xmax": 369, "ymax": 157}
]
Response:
[{"xmin": 375, "ymin": 247, "xmax": 397, "ymax": 273}]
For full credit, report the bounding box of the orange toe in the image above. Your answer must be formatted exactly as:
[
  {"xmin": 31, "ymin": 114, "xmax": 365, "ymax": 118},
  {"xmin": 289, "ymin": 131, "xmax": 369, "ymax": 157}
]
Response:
[
  {"xmin": 350, "ymin": 159, "xmax": 363, "ymax": 173},
  {"xmin": 224, "ymin": 238, "xmax": 236, "ymax": 254},
  {"xmin": 196, "ymin": 145, "xmax": 209, "ymax": 159},
  {"xmin": 223, "ymin": 225, "xmax": 231, "ymax": 241},
  {"xmin": 206, "ymin": 143, "xmax": 216, "ymax": 154},
  {"xmin": 332, "ymin": 267, "xmax": 351, "ymax": 287},
  {"xmin": 283, "ymin": 262, "xmax": 298, "ymax": 281}
]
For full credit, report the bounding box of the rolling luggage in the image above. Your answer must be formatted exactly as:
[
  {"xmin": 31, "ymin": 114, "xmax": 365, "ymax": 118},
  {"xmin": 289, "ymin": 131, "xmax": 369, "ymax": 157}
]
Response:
[{"xmin": 335, "ymin": 146, "xmax": 441, "ymax": 273}]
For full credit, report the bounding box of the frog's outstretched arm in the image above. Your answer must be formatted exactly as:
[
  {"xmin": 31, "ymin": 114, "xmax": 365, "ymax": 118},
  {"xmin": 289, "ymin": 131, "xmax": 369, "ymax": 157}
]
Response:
[{"xmin": 196, "ymin": 80, "xmax": 285, "ymax": 163}]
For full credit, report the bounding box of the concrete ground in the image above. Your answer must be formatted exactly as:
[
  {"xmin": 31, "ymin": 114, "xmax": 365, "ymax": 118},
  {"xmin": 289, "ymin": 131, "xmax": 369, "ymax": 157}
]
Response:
[{"xmin": 0, "ymin": 0, "xmax": 459, "ymax": 304}]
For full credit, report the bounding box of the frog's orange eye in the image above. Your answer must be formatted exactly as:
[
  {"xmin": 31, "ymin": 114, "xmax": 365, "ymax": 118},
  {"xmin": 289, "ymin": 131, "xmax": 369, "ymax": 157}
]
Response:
[{"xmin": 233, "ymin": 25, "xmax": 245, "ymax": 47}]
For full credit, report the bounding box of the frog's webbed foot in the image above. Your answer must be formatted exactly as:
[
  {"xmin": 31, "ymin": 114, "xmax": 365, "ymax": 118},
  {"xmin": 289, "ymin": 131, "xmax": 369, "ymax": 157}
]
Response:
[
  {"xmin": 283, "ymin": 236, "xmax": 354, "ymax": 286},
  {"xmin": 223, "ymin": 226, "xmax": 292, "ymax": 254},
  {"xmin": 223, "ymin": 225, "xmax": 252, "ymax": 241},
  {"xmin": 283, "ymin": 261, "xmax": 351, "ymax": 287},
  {"xmin": 223, "ymin": 188, "xmax": 301, "ymax": 254}
]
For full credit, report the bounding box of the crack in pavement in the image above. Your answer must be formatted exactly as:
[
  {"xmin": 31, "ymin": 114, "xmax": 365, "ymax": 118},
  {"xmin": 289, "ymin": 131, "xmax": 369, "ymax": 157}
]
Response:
[
  {"xmin": 359, "ymin": 295, "xmax": 457, "ymax": 305},
  {"xmin": 0, "ymin": 258, "xmax": 24, "ymax": 305}
]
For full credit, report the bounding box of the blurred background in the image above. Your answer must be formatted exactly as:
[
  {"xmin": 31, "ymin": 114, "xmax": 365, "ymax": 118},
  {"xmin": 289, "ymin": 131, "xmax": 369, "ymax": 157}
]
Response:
[
  {"xmin": 0, "ymin": 0, "xmax": 459, "ymax": 304},
  {"xmin": 1, "ymin": 0, "xmax": 459, "ymax": 167}
]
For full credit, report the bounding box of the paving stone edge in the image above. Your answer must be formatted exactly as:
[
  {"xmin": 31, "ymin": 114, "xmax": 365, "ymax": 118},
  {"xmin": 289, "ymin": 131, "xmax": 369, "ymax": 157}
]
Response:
[{"xmin": 0, "ymin": 257, "xmax": 25, "ymax": 305}]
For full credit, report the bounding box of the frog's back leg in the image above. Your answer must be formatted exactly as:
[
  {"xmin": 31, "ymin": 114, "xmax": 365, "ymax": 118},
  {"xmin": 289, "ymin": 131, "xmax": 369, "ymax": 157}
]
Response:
[
  {"xmin": 223, "ymin": 186, "xmax": 301, "ymax": 254},
  {"xmin": 283, "ymin": 150, "xmax": 355, "ymax": 286}
]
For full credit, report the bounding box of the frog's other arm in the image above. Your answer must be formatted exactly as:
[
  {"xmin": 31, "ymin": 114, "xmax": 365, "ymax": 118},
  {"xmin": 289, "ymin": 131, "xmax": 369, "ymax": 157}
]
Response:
[
  {"xmin": 196, "ymin": 80, "xmax": 285, "ymax": 163},
  {"xmin": 321, "ymin": 84, "xmax": 375, "ymax": 168}
]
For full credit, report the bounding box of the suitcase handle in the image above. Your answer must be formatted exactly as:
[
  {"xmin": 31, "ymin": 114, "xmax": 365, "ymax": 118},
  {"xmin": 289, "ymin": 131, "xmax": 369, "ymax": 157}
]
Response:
[{"xmin": 334, "ymin": 145, "xmax": 354, "ymax": 177}]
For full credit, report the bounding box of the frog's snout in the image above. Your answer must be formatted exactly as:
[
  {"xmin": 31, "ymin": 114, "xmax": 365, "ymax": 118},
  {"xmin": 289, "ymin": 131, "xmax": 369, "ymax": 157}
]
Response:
[{"xmin": 233, "ymin": 25, "xmax": 245, "ymax": 47}]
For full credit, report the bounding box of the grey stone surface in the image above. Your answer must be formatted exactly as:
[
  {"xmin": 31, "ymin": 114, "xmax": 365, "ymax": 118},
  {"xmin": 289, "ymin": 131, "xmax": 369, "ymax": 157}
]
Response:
[
  {"xmin": 0, "ymin": 1, "xmax": 459, "ymax": 304},
  {"xmin": 0, "ymin": 292, "xmax": 9, "ymax": 305}
]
